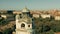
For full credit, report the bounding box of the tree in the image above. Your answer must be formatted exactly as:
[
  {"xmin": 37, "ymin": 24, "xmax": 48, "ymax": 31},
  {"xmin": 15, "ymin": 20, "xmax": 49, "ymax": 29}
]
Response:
[
  {"xmin": 3, "ymin": 28, "xmax": 12, "ymax": 34},
  {"xmin": 0, "ymin": 32, "xmax": 3, "ymax": 34},
  {"xmin": 46, "ymin": 30, "xmax": 54, "ymax": 34}
]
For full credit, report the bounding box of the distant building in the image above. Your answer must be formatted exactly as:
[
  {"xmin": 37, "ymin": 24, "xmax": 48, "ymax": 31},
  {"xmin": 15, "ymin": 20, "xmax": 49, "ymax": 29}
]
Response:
[
  {"xmin": 32, "ymin": 14, "xmax": 40, "ymax": 18},
  {"xmin": 30, "ymin": 11, "xmax": 40, "ymax": 18},
  {"xmin": 0, "ymin": 10, "xmax": 7, "ymax": 14},
  {"xmin": 13, "ymin": 10, "xmax": 22, "ymax": 14},
  {"xmin": 55, "ymin": 16, "xmax": 60, "ymax": 20},
  {"xmin": 41, "ymin": 14, "xmax": 51, "ymax": 18},
  {"xmin": 1, "ymin": 15, "xmax": 7, "ymax": 19}
]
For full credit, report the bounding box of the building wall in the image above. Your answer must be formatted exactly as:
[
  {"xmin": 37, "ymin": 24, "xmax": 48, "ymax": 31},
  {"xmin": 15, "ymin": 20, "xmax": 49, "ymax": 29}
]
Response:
[
  {"xmin": 33, "ymin": 14, "xmax": 39, "ymax": 18},
  {"xmin": 16, "ymin": 31, "xmax": 31, "ymax": 34},
  {"xmin": 1, "ymin": 15, "xmax": 7, "ymax": 19},
  {"xmin": 41, "ymin": 14, "xmax": 50, "ymax": 18},
  {"xmin": 16, "ymin": 22, "xmax": 28, "ymax": 29},
  {"xmin": 55, "ymin": 16, "xmax": 60, "ymax": 20}
]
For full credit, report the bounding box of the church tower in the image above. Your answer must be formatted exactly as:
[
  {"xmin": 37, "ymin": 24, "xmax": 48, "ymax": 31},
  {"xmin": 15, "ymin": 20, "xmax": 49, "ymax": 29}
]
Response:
[{"xmin": 16, "ymin": 7, "xmax": 33, "ymax": 34}]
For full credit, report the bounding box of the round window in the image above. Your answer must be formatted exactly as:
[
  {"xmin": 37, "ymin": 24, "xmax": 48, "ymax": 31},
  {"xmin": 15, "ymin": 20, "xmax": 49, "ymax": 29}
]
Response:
[{"xmin": 21, "ymin": 23, "xmax": 25, "ymax": 28}]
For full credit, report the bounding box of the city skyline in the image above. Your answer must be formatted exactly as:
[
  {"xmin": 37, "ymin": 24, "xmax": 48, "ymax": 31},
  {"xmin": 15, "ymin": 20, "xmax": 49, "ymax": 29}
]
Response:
[{"xmin": 0, "ymin": 0, "xmax": 60, "ymax": 10}]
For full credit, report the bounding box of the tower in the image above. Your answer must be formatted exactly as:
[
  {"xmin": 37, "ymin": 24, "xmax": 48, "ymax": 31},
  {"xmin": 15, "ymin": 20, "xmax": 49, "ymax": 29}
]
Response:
[{"xmin": 16, "ymin": 7, "xmax": 33, "ymax": 34}]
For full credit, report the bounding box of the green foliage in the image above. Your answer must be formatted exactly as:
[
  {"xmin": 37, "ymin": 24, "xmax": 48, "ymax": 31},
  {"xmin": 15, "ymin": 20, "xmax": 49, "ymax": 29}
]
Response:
[
  {"xmin": 0, "ymin": 32, "xmax": 3, "ymax": 34},
  {"xmin": 51, "ymin": 20, "xmax": 60, "ymax": 32},
  {"xmin": 0, "ymin": 17, "xmax": 9, "ymax": 25},
  {"xmin": 33, "ymin": 16, "xmax": 60, "ymax": 34},
  {"xmin": 46, "ymin": 30, "xmax": 54, "ymax": 34},
  {"xmin": 3, "ymin": 28, "xmax": 12, "ymax": 34}
]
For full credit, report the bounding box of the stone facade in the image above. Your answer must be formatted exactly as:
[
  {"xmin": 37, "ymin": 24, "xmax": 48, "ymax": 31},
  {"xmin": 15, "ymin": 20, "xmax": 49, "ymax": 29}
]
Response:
[{"xmin": 13, "ymin": 7, "xmax": 33, "ymax": 34}]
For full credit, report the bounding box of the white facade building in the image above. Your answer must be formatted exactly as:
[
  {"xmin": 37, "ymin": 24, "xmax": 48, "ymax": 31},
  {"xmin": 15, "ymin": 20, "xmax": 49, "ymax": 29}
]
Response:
[
  {"xmin": 33, "ymin": 14, "xmax": 39, "ymax": 18},
  {"xmin": 15, "ymin": 7, "xmax": 33, "ymax": 34},
  {"xmin": 41, "ymin": 14, "xmax": 51, "ymax": 18},
  {"xmin": 55, "ymin": 16, "xmax": 60, "ymax": 20},
  {"xmin": 1, "ymin": 15, "xmax": 7, "ymax": 19}
]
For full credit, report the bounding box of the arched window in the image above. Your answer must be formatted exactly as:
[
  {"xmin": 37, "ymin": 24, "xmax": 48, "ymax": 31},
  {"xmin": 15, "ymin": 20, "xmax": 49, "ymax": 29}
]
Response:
[
  {"xmin": 28, "ymin": 25, "xmax": 30, "ymax": 27},
  {"xmin": 19, "ymin": 14, "xmax": 22, "ymax": 18},
  {"xmin": 21, "ymin": 23, "xmax": 25, "ymax": 28}
]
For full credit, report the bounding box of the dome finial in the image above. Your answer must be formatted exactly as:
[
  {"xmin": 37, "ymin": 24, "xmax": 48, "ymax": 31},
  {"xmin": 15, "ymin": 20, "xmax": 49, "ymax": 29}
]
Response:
[{"xmin": 22, "ymin": 6, "xmax": 29, "ymax": 12}]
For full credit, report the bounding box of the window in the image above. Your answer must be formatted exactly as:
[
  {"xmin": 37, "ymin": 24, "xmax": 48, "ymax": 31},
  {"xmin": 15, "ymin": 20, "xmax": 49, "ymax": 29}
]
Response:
[
  {"xmin": 19, "ymin": 14, "xmax": 22, "ymax": 18},
  {"xmin": 21, "ymin": 23, "xmax": 25, "ymax": 28},
  {"xmin": 28, "ymin": 25, "xmax": 30, "ymax": 27}
]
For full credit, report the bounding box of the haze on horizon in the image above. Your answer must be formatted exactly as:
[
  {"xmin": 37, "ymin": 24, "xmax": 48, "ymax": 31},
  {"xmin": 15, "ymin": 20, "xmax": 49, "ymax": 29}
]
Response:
[{"xmin": 0, "ymin": 0, "xmax": 60, "ymax": 10}]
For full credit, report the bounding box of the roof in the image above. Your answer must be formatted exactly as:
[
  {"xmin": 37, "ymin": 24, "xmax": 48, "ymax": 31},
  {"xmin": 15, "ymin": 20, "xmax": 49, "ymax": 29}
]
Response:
[{"xmin": 22, "ymin": 7, "xmax": 30, "ymax": 12}]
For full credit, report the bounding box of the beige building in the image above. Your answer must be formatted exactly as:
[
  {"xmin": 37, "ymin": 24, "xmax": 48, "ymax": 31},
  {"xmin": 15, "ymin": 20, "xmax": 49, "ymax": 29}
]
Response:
[
  {"xmin": 1, "ymin": 15, "xmax": 7, "ymax": 19},
  {"xmin": 41, "ymin": 14, "xmax": 51, "ymax": 18},
  {"xmin": 32, "ymin": 14, "xmax": 40, "ymax": 18},
  {"xmin": 30, "ymin": 11, "xmax": 40, "ymax": 18},
  {"xmin": 55, "ymin": 16, "xmax": 60, "ymax": 20},
  {"xmin": 13, "ymin": 10, "xmax": 22, "ymax": 14},
  {"xmin": 13, "ymin": 7, "xmax": 33, "ymax": 34}
]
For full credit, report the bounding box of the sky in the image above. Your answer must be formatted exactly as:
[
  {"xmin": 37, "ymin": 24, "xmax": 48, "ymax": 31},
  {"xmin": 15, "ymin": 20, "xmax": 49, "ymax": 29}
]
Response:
[{"xmin": 0, "ymin": 0, "xmax": 60, "ymax": 10}]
